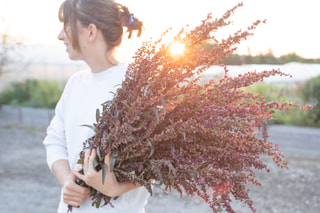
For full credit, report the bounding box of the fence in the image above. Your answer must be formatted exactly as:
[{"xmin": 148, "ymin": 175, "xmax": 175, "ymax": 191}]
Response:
[
  {"xmin": 0, "ymin": 62, "xmax": 87, "ymax": 126},
  {"xmin": 0, "ymin": 105, "xmax": 54, "ymax": 129},
  {"xmin": 1, "ymin": 61, "xmax": 320, "ymax": 127}
]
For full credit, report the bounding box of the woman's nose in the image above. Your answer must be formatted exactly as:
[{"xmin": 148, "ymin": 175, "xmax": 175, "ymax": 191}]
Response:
[{"xmin": 58, "ymin": 29, "xmax": 65, "ymax": 41}]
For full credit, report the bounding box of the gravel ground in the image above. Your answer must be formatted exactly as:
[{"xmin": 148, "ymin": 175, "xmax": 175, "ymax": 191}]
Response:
[{"xmin": 0, "ymin": 106, "xmax": 319, "ymax": 213}]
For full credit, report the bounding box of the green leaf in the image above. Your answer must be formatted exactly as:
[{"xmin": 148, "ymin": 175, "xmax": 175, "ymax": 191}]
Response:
[
  {"xmin": 129, "ymin": 171, "xmax": 135, "ymax": 181},
  {"xmin": 113, "ymin": 83, "xmax": 122, "ymax": 88},
  {"xmin": 139, "ymin": 171, "xmax": 145, "ymax": 178},
  {"xmin": 114, "ymin": 102, "xmax": 119, "ymax": 118},
  {"xmin": 198, "ymin": 89, "xmax": 206, "ymax": 95},
  {"xmin": 102, "ymin": 163, "xmax": 108, "ymax": 184},
  {"xmin": 112, "ymin": 149, "xmax": 119, "ymax": 158},
  {"xmin": 170, "ymin": 175, "xmax": 175, "ymax": 185},
  {"xmin": 110, "ymin": 156, "xmax": 116, "ymax": 172},
  {"xmin": 96, "ymin": 108, "xmax": 100, "ymax": 123},
  {"xmin": 148, "ymin": 142, "xmax": 154, "ymax": 158},
  {"xmin": 122, "ymin": 101, "xmax": 130, "ymax": 109},
  {"xmin": 161, "ymin": 97, "xmax": 166, "ymax": 115},
  {"xmin": 96, "ymin": 147, "xmax": 102, "ymax": 161},
  {"xmin": 169, "ymin": 119, "xmax": 174, "ymax": 125},
  {"xmin": 151, "ymin": 107, "xmax": 159, "ymax": 123},
  {"xmin": 142, "ymin": 112, "xmax": 153, "ymax": 120},
  {"xmin": 171, "ymin": 143, "xmax": 175, "ymax": 155},
  {"xmin": 188, "ymin": 172, "xmax": 195, "ymax": 178},
  {"xmin": 147, "ymin": 170, "xmax": 151, "ymax": 180},
  {"xmin": 109, "ymin": 91, "xmax": 116, "ymax": 96},
  {"xmin": 102, "ymin": 100, "xmax": 112, "ymax": 105},
  {"xmin": 144, "ymin": 83, "xmax": 151, "ymax": 96},
  {"xmin": 95, "ymin": 194, "xmax": 102, "ymax": 208},
  {"xmin": 77, "ymin": 159, "xmax": 84, "ymax": 165},
  {"xmin": 81, "ymin": 124, "xmax": 96, "ymax": 132},
  {"xmin": 182, "ymin": 132, "xmax": 186, "ymax": 140},
  {"xmin": 177, "ymin": 94, "xmax": 186, "ymax": 100},
  {"xmin": 117, "ymin": 160, "xmax": 122, "ymax": 168},
  {"xmin": 93, "ymin": 158, "xmax": 99, "ymax": 170}
]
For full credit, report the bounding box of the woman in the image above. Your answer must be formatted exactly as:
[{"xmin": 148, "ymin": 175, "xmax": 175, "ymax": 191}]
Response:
[{"xmin": 43, "ymin": 0, "xmax": 150, "ymax": 212}]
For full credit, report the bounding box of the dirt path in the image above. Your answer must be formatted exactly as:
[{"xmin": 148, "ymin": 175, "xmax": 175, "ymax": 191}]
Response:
[{"xmin": 0, "ymin": 106, "xmax": 319, "ymax": 213}]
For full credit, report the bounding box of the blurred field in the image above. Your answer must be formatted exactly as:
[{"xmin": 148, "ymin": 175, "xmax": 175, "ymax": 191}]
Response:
[{"xmin": 0, "ymin": 105, "xmax": 319, "ymax": 213}]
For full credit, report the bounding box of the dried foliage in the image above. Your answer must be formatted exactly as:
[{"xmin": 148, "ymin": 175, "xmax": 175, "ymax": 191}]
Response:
[{"xmin": 73, "ymin": 3, "xmax": 312, "ymax": 212}]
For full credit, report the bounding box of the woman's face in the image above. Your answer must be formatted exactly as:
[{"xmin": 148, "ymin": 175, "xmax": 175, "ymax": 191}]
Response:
[{"xmin": 58, "ymin": 25, "xmax": 83, "ymax": 60}]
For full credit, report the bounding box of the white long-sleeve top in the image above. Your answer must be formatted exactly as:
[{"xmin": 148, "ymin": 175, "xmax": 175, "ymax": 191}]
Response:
[{"xmin": 43, "ymin": 64, "xmax": 150, "ymax": 213}]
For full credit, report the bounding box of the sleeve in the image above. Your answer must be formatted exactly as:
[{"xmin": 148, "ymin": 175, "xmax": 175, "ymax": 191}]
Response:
[{"xmin": 43, "ymin": 83, "xmax": 69, "ymax": 172}]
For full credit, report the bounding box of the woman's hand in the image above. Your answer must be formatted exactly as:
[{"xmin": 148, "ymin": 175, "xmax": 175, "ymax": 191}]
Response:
[
  {"xmin": 73, "ymin": 149, "xmax": 140, "ymax": 197},
  {"xmin": 51, "ymin": 159, "xmax": 90, "ymax": 207},
  {"xmin": 62, "ymin": 172, "xmax": 91, "ymax": 207}
]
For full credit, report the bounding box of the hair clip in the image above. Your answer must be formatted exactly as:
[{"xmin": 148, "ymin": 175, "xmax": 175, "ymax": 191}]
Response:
[{"xmin": 128, "ymin": 13, "xmax": 134, "ymax": 25}]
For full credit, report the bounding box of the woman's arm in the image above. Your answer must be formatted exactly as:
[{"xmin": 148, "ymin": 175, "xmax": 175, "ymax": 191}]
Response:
[
  {"xmin": 52, "ymin": 159, "xmax": 71, "ymax": 186},
  {"xmin": 52, "ymin": 159, "xmax": 91, "ymax": 207},
  {"xmin": 73, "ymin": 149, "xmax": 140, "ymax": 197}
]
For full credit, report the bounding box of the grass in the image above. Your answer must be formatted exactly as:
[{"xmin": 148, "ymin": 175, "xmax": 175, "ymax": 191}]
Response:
[
  {"xmin": 0, "ymin": 79, "xmax": 63, "ymax": 109},
  {"xmin": 242, "ymin": 83, "xmax": 315, "ymax": 127}
]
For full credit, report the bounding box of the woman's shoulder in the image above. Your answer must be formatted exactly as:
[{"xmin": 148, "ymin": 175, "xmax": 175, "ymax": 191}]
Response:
[
  {"xmin": 68, "ymin": 68, "xmax": 91, "ymax": 81},
  {"xmin": 98, "ymin": 63, "xmax": 128, "ymax": 83},
  {"xmin": 61, "ymin": 68, "xmax": 90, "ymax": 92},
  {"xmin": 65, "ymin": 64, "xmax": 127, "ymax": 87},
  {"xmin": 109, "ymin": 63, "xmax": 127, "ymax": 77}
]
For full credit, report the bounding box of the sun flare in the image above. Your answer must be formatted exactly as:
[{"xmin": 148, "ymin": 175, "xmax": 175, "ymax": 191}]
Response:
[{"xmin": 169, "ymin": 42, "xmax": 185, "ymax": 55}]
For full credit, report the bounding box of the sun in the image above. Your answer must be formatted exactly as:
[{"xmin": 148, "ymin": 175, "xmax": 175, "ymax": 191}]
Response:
[{"xmin": 169, "ymin": 42, "xmax": 185, "ymax": 55}]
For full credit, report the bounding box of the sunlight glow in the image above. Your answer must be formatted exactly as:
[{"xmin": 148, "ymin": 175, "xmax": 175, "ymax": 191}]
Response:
[
  {"xmin": 2, "ymin": 0, "xmax": 320, "ymax": 61},
  {"xmin": 169, "ymin": 42, "xmax": 185, "ymax": 55}
]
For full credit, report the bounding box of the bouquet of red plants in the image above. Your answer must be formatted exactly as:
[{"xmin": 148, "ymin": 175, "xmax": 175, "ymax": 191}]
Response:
[{"xmin": 73, "ymin": 3, "xmax": 311, "ymax": 213}]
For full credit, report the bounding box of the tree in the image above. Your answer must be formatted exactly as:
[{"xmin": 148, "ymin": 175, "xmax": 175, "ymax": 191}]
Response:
[{"xmin": 0, "ymin": 16, "xmax": 22, "ymax": 78}]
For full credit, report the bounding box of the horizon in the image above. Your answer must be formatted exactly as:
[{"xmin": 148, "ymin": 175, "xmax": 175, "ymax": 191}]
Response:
[{"xmin": 1, "ymin": 0, "xmax": 320, "ymax": 64}]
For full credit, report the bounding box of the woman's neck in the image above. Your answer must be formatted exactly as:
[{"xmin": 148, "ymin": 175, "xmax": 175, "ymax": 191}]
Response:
[
  {"xmin": 86, "ymin": 54, "xmax": 118, "ymax": 73},
  {"xmin": 89, "ymin": 61, "xmax": 113, "ymax": 73}
]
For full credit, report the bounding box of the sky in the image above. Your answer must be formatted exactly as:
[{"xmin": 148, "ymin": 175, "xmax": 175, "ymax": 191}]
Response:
[{"xmin": 1, "ymin": 0, "xmax": 320, "ymax": 63}]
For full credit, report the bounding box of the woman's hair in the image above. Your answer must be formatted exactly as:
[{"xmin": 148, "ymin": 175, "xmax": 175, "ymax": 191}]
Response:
[{"xmin": 58, "ymin": 0, "xmax": 143, "ymax": 51}]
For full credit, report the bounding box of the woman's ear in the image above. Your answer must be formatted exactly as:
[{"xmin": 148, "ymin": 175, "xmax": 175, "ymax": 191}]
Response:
[{"xmin": 87, "ymin": 23, "xmax": 98, "ymax": 42}]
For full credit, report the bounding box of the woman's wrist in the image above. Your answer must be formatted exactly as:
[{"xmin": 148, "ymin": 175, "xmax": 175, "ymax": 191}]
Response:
[
  {"xmin": 73, "ymin": 149, "xmax": 142, "ymax": 197},
  {"xmin": 52, "ymin": 159, "xmax": 71, "ymax": 187}
]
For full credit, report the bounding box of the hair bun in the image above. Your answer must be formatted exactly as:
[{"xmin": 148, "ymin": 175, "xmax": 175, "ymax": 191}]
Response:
[{"xmin": 118, "ymin": 4, "xmax": 143, "ymax": 39}]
